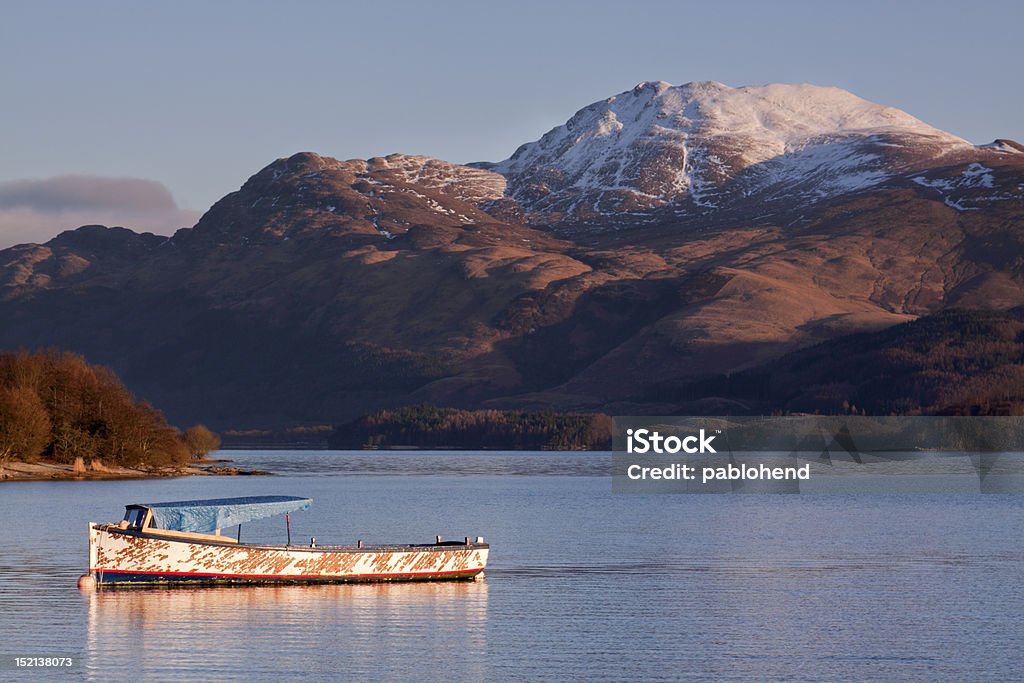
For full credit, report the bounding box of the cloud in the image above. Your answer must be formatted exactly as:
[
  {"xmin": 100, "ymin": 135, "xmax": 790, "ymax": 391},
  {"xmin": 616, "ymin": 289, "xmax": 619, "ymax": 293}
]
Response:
[{"xmin": 0, "ymin": 175, "xmax": 201, "ymax": 249}]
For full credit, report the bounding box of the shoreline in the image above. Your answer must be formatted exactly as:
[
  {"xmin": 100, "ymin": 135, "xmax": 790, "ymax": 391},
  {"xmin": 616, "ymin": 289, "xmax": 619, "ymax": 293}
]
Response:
[{"xmin": 0, "ymin": 459, "xmax": 271, "ymax": 482}]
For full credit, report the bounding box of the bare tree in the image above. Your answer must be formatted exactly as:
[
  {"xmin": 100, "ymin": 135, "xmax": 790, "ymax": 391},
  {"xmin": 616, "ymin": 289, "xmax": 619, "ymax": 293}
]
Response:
[{"xmin": 184, "ymin": 425, "xmax": 222, "ymax": 460}]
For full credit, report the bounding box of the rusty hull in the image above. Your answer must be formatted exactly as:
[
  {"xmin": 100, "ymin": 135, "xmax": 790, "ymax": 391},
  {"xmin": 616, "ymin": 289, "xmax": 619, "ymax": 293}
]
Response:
[{"xmin": 89, "ymin": 524, "xmax": 488, "ymax": 586}]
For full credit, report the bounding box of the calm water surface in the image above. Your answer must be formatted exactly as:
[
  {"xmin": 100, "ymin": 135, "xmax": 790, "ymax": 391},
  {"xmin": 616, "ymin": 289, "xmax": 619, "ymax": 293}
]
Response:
[{"xmin": 1, "ymin": 451, "xmax": 1022, "ymax": 681}]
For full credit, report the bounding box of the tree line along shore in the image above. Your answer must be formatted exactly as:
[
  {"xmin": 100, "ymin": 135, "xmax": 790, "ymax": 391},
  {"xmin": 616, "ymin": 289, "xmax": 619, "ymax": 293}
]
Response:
[
  {"xmin": 1, "ymin": 349, "xmax": 612, "ymax": 483},
  {"xmin": 0, "ymin": 350, "xmax": 221, "ymax": 479},
  {"xmin": 328, "ymin": 405, "xmax": 613, "ymax": 450},
  {"xmin": 11, "ymin": 309, "xmax": 1023, "ymax": 465}
]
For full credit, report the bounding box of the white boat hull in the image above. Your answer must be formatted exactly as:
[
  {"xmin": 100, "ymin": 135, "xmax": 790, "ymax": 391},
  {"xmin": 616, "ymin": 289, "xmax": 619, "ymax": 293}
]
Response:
[{"xmin": 88, "ymin": 524, "xmax": 488, "ymax": 586}]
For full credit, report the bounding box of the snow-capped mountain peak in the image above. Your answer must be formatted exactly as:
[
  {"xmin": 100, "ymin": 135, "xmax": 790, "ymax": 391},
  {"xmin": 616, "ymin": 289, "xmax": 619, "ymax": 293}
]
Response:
[{"xmin": 490, "ymin": 81, "xmax": 974, "ymax": 225}]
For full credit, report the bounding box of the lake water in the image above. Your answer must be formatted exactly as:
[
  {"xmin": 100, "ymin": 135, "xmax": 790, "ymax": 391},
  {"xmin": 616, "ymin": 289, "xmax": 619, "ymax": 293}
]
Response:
[{"xmin": 1, "ymin": 451, "xmax": 1023, "ymax": 681}]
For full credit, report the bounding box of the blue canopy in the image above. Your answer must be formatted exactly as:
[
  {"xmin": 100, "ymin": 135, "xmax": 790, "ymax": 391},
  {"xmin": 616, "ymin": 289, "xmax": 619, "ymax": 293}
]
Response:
[{"xmin": 135, "ymin": 496, "xmax": 312, "ymax": 533}]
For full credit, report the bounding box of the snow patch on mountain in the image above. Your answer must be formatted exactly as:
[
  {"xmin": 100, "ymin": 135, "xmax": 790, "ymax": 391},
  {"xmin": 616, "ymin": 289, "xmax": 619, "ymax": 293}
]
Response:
[
  {"xmin": 913, "ymin": 163, "xmax": 995, "ymax": 192},
  {"xmin": 365, "ymin": 154, "xmax": 506, "ymax": 206},
  {"xmin": 912, "ymin": 163, "xmax": 1022, "ymax": 211}
]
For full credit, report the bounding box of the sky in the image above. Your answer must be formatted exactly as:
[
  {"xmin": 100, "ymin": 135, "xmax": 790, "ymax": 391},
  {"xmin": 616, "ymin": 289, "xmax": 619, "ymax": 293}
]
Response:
[{"xmin": 1, "ymin": 0, "xmax": 1021, "ymax": 247}]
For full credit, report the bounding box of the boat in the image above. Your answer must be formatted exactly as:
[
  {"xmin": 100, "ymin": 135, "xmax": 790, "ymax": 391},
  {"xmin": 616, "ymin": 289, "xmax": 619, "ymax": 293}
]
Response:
[{"xmin": 84, "ymin": 495, "xmax": 489, "ymax": 587}]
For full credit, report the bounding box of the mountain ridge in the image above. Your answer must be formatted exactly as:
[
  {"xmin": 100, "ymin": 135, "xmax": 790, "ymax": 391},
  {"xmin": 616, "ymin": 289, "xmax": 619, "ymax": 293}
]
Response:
[{"xmin": 1, "ymin": 80, "xmax": 1022, "ymax": 429}]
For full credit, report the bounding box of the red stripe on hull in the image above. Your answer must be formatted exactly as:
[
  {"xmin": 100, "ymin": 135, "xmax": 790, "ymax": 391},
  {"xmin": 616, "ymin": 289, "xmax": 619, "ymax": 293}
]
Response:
[{"xmin": 93, "ymin": 566, "xmax": 484, "ymax": 581}]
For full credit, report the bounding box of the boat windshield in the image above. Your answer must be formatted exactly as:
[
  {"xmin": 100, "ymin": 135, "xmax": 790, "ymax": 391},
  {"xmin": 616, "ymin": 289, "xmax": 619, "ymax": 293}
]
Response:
[{"xmin": 123, "ymin": 508, "xmax": 148, "ymax": 529}]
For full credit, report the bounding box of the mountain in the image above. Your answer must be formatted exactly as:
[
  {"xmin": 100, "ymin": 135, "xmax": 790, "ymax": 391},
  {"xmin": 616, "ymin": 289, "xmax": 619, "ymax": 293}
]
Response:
[
  {"xmin": 1, "ymin": 81, "xmax": 1022, "ymax": 430},
  {"xmin": 484, "ymin": 81, "xmax": 1010, "ymax": 229},
  {"xmin": 186, "ymin": 152, "xmax": 507, "ymax": 244}
]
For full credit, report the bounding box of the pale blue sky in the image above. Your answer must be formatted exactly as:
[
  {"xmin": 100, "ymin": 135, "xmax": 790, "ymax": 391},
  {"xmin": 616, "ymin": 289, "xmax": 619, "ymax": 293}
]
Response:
[{"xmin": 1, "ymin": 0, "xmax": 1021, "ymax": 243}]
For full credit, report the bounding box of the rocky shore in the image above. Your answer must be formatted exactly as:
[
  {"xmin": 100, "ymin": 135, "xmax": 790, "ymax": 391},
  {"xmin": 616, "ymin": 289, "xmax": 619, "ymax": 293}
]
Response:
[{"xmin": 0, "ymin": 458, "xmax": 270, "ymax": 482}]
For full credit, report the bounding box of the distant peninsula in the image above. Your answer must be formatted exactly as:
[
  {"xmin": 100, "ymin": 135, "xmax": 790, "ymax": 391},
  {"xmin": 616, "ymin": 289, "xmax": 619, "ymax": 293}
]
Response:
[{"xmin": 328, "ymin": 405, "xmax": 612, "ymax": 451}]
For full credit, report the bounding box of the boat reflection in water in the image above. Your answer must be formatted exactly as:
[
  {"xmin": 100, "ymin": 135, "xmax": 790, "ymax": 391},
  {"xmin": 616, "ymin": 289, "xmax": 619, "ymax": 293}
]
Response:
[{"xmin": 84, "ymin": 580, "xmax": 489, "ymax": 681}]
